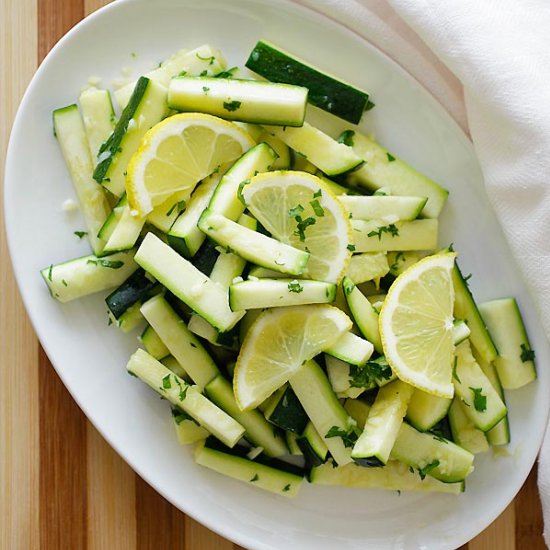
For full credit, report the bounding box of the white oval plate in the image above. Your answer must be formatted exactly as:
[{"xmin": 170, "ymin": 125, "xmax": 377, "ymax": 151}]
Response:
[{"xmin": 5, "ymin": 0, "xmax": 549, "ymax": 548}]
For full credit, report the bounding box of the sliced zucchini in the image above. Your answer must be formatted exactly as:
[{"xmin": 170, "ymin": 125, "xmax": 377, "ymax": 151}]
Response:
[
  {"xmin": 452, "ymin": 319, "xmax": 471, "ymax": 345},
  {"xmin": 206, "ymin": 142, "xmax": 278, "ymax": 221},
  {"xmin": 115, "ymin": 44, "xmax": 226, "ymax": 108},
  {"xmin": 289, "ymin": 359, "xmax": 356, "ymax": 466},
  {"xmin": 406, "ymin": 390, "xmax": 452, "ymax": 432},
  {"xmin": 479, "ymin": 298, "xmax": 536, "ymax": 390},
  {"xmin": 140, "ymin": 325, "xmax": 169, "ymax": 360},
  {"xmin": 263, "ymin": 122, "xmax": 363, "ymax": 176},
  {"xmin": 390, "ymin": 422, "xmax": 474, "ymax": 483},
  {"xmin": 340, "ymin": 195, "xmax": 427, "ymax": 221},
  {"xmin": 453, "ymin": 341, "xmax": 507, "ymax": 432},
  {"xmin": 79, "ymin": 87, "xmax": 116, "ymax": 161},
  {"xmin": 167, "ymin": 171, "xmax": 224, "ymax": 257},
  {"xmin": 139, "ymin": 294, "xmax": 219, "ymax": 389},
  {"xmin": 198, "ymin": 211, "xmax": 310, "ymax": 276},
  {"xmin": 127, "ymin": 349, "xmax": 244, "ymax": 447},
  {"xmin": 352, "ymin": 380, "xmax": 414, "ymax": 466},
  {"xmin": 342, "ymin": 276, "xmax": 383, "ymax": 354},
  {"xmin": 168, "ymin": 77, "xmax": 308, "ymax": 126},
  {"xmin": 297, "ymin": 422, "xmax": 329, "ymax": 467},
  {"xmin": 41, "ymin": 250, "xmax": 138, "ymax": 303},
  {"xmin": 324, "ymin": 331, "xmax": 374, "ymax": 366},
  {"xmin": 285, "ymin": 431, "xmax": 303, "ymax": 456},
  {"xmin": 346, "ymin": 252, "xmax": 389, "ymax": 284},
  {"xmin": 263, "ymin": 385, "xmax": 309, "ymax": 434},
  {"xmin": 205, "ymin": 376, "xmax": 288, "ymax": 457},
  {"xmin": 105, "ymin": 268, "xmax": 157, "ymax": 319},
  {"xmin": 229, "ymin": 278, "xmax": 336, "ymax": 310},
  {"xmin": 135, "ymin": 233, "xmax": 244, "ymax": 332},
  {"xmin": 448, "ymin": 398, "xmax": 489, "ymax": 454},
  {"xmin": 102, "ymin": 204, "xmax": 145, "ymax": 254},
  {"xmin": 351, "ymin": 219, "xmax": 438, "ymax": 253},
  {"xmin": 387, "ymin": 250, "xmax": 429, "ymax": 276},
  {"xmin": 246, "ymin": 40, "xmax": 370, "ymax": 124},
  {"xmin": 343, "ymin": 398, "xmax": 371, "ymax": 428},
  {"xmin": 194, "ymin": 438, "xmax": 303, "ymax": 497},
  {"xmin": 93, "ymin": 77, "xmax": 168, "ymax": 197},
  {"xmin": 112, "ymin": 301, "xmax": 145, "ymax": 333},
  {"xmin": 171, "ymin": 408, "xmax": 209, "ymax": 445},
  {"xmin": 310, "ymin": 461, "xmax": 464, "ymax": 494},
  {"xmin": 53, "ymin": 104, "xmax": 111, "ymax": 255},
  {"xmin": 452, "ymin": 261, "xmax": 498, "ymax": 363},
  {"xmin": 256, "ymin": 130, "xmax": 291, "ymax": 169},
  {"xmin": 344, "ymin": 130, "xmax": 448, "ymax": 218}
]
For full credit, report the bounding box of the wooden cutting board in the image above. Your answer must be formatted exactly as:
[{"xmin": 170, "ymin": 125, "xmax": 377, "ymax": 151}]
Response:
[{"xmin": 0, "ymin": 0, "xmax": 546, "ymax": 548}]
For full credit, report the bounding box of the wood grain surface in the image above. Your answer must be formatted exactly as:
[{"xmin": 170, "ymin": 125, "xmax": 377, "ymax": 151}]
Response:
[{"xmin": 0, "ymin": 0, "xmax": 546, "ymax": 549}]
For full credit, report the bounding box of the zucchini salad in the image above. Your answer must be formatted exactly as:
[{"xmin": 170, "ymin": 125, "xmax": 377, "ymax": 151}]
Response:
[{"xmin": 42, "ymin": 41, "xmax": 537, "ymax": 497}]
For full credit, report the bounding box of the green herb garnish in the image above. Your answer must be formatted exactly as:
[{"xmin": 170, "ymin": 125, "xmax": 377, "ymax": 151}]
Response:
[
  {"xmin": 364, "ymin": 99, "xmax": 376, "ymax": 111},
  {"xmin": 287, "ymin": 280, "xmax": 303, "ymax": 293},
  {"xmin": 337, "ymin": 130, "xmax": 355, "ymax": 147},
  {"xmin": 309, "ymin": 199, "xmax": 324, "ymax": 217},
  {"xmin": 470, "ymin": 387, "xmax": 487, "ymax": 412},
  {"xmin": 520, "ymin": 343, "xmax": 535, "ymax": 362},
  {"xmin": 325, "ymin": 426, "xmax": 358, "ymax": 448},
  {"xmin": 162, "ymin": 374, "xmax": 172, "ymax": 390},
  {"xmin": 452, "ymin": 357, "xmax": 461, "ymax": 384},
  {"xmin": 367, "ymin": 224, "xmax": 399, "ymax": 240},
  {"xmin": 87, "ymin": 259, "xmax": 124, "ymax": 269},
  {"xmin": 347, "ymin": 244, "xmax": 356, "ymax": 252},
  {"xmin": 214, "ymin": 67, "xmax": 238, "ymax": 78},
  {"xmin": 74, "ymin": 230, "xmax": 88, "ymax": 239},
  {"xmin": 313, "ymin": 189, "xmax": 322, "ymax": 198},
  {"xmin": 288, "ymin": 204, "xmax": 304, "ymax": 218},
  {"xmin": 293, "ymin": 216, "xmax": 316, "ymax": 242},
  {"xmin": 47, "ymin": 264, "xmax": 53, "ymax": 282},
  {"xmin": 418, "ymin": 460, "xmax": 440, "ymax": 480},
  {"xmin": 250, "ymin": 474, "xmax": 259, "ymax": 482},
  {"xmin": 349, "ymin": 358, "xmax": 392, "ymax": 389},
  {"xmin": 282, "ymin": 484, "xmax": 291, "ymax": 492},
  {"xmin": 223, "ymin": 100, "xmax": 241, "ymax": 112},
  {"xmin": 196, "ymin": 53, "xmax": 216, "ymax": 65},
  {"xmin": 386, "ymin": 153, "xmax": 396, "ymax": 162}
]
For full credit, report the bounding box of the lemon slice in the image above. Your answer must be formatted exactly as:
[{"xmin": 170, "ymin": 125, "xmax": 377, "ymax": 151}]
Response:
[
  {"xmin": 241, "ymin": 171, "xmax": 352, "ymax": 283},
  {"xmin": 234, "ymin": 305, "xmax": 352, "ymax": 410},
  {"xmin": 126, "ymin": 113, "xmax": 255, "ymax": 215},
  {"xmin": 379, "ymin": 253, "xmax": 456, "ymax": 398}
]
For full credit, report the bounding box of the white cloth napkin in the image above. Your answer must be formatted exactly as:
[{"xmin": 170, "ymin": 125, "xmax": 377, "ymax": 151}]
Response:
[{"xmin": 296, "ymin": 0, "xmax": 550, "ymax": 543}]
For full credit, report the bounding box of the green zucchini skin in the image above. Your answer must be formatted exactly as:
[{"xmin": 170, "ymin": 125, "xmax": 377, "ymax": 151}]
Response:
[
  {"xmin": 93, "ymin": 77, "xmax": 149, "ymax": 184},
  {"xmin": 246, "ymin": 40, "xmax": 370, "ymax": 124},
  {"xmin": 265, "ymin": 386, "xmax": 309, "ymax": 434},
  {"xmin": 105, "ymin": 268, "xmax": 157, "ymax": 319}
]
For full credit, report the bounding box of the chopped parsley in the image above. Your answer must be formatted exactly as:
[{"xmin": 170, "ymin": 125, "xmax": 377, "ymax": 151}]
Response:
[
  {"xmin": 364, "ymin": 99, "xmax": 376, "ymax": 111},
  {"xmin": 337, "ymin": 129, "xmax": 355, "ymax": 147},
  {"xmin": 418, "ymin": 460, "xmax": 440, "ymax": 480},
  {"xmin": 347, "ymin": 244, "xmax": 356, "ymax": 252},
  {"xmin": 313, "ymin": 189, "xmax": 322, "ymax": 198},
  {"xmin": 178, "ymin": 70, "xmax": 187, "ymax": 77},
  {"xmin": 288, "ymin": 204, "xmax": 304, "ymax": 218},
  {"xmin": 171, "ymin": 408, "xmax": 193, "ymax": 425},
  {"xmin": 196, "ymin": 53, "xmax": 216, "ymax": 65},
  {"xmin": 47, "ymin": 264, "xmax": 53, "ymax": 282},
  {"xmin": 162, "ymin": 374, "xmax": 172, "ymax": 390},
  {"xmin": 389, "ymin": 251, "xmax": 404, "ymax": 274},
  {"xmin": 250, "ymin": 474, "xmax": 259, "ymax": 482},
  {"xmin": 199, "ymin": 69, "xmax": 208, "ymax": 77},
  {"xmin": 452, "ymin": 357, "xmax": 461, "ymax": 384},
  {"xmin": 367, "ymin": 224, "xmax": 399, "ymax": 240},
  {"xmin": 87, "ymin": 259, "xmax": 124, "ymax": 269},
  {"xmin": 293, "ymin": 216, "xmax": 316, "ymax": 242},
  {"xmin": 470, "ymin": 387, "xmax": 487, "ymax": 412},
  {"xmin": 74, "ymin": 230, "xmax": 88, "ymax": 239},
  {"xmin": 309, "ymin": 199, "xmax": 324, "ymax": 217},
  {"xmin": 214, "ymin": 67, "xmax": 238, "ymax": 78},
  {"xmin": 282, "ymin": 484, "xmax": 291, "ymax": 492},
  {"xmin": 386, "ymin": 153, "xmax": 396, "ymax": 162},
  {"xmin": 349, "ymin": 358, "xmax": 392, "ymax": 389},
  {"xmin": 202, "ymin": 86, "xmax": 210, "ymax": 93},
  {"xmin": 62, "ymin": 279, "xmax": 68, "ymax": 287},
  {"xmin": 223, "ymin": 100, "xmax": 241, "ymax": 112},
  {"xmin": 287, "ymin": 280, "xmax": 304, "ymax": 293},
  {"xmin": 520, "ymin": 343, "xmax": 535, "ymax": 362},
  {"xmin": 325, "ymin": 425, "xmax": 358, "ymax": 448}
]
